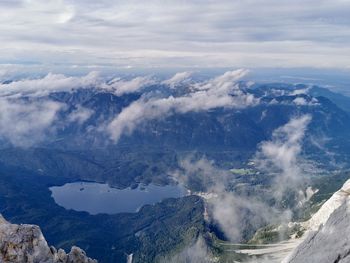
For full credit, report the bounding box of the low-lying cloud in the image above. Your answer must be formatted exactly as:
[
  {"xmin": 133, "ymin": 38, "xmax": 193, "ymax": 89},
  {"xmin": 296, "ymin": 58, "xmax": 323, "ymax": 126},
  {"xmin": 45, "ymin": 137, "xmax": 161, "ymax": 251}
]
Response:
[
  {"xmin": 67, "ymin": 105, "xmax": 94, "ymax": 124},
  {"xmin": 102, "ymin": 76, "xmax": 155, "ymax": 96},
  {"xmin": 174, "ymin": 157, "xmax": 291, "ymax": 242},
  {"xmin": 160, "ymin": 237, "xmax": 213, "ymax": 263},
  {"xmin": 0, "ymin": 69, "xmax": 257, "ymax": 147},
  {"xmin": 254, "ymin": 114, "xmax": 312, "ymax": 202},
  {"xmin": 161, "ymin": 71, "xmax": 193, "ymax": 88},
  {"xmin": 107, "ymin": 69, "xmax": 258, "ymax": 142},
  {"xmin": 172, "ymin": 114, "xmax": 313, "ymax": 243},
  {"xmin": 0, "ymin": 71, "xmax": 155, "ymax": 98},
  {"xmin": 0, "ymin": 98, "xmax": 64, "ymax": 147},
  {"xmin": 0, "ymin": 72, "xmax": 100, "ymax": 97}
]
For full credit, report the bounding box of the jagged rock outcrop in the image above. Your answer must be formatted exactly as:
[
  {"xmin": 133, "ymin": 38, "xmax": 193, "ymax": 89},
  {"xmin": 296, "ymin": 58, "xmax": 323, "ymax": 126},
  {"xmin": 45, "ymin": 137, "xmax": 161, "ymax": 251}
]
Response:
[
  {"xmin": 0, "ymin": 214, "xmax": 97, "ymax": 263},
  {"xmin": 283, "ymin": 179, "xmax": 350, "ymax": 263}
]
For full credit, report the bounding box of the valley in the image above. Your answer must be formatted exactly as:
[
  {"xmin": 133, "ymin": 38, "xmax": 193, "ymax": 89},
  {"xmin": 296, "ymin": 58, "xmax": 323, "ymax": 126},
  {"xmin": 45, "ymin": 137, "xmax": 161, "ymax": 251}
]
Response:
[
  {"xmin": 1, "ymin": 73, "xmax": 350, "ymax": 262},
  {"xmin": 1, "ymin": 1, "xmax": 349, "ymax": 262}
]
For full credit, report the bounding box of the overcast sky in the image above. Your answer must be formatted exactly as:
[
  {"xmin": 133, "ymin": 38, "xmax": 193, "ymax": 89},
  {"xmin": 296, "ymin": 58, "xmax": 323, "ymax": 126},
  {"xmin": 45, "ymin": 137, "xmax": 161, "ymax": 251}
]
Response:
[{"xmin": 1, "ymin": 0, "xmax": 350, "ymax": 72}]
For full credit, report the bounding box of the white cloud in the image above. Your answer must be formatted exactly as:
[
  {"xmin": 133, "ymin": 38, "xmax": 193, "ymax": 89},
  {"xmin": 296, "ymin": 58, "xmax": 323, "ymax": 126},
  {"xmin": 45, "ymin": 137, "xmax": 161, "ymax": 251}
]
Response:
[
  {"xmin": 171, "ymin": 115, "xmax": 313, "ymax": 242},
  {"xmin": 107, "ymin": 69, "xmax": 258, "ymax": 142},
  {"xmin": 0, "ymin": 98, "xmax": 64, "ymax": 147},
  {"xmin": 162, "ymin": 71, "xmax": 193, "ymax": 88},
  {"xmin": 290, "ymin": 88, "xmax": 310, "ymax": 96},
  {"xmin": 67, "ymin": 105, "xmax": 93, "ymax": 124},
  {"xmin": 101, "ymin": 76, "xmax": 155, "ymax": 96},
  {"xmin": 254, "ymin": 115, "xmax": 312, "ymax": 201},
  {"xmin": 293, "ymin": 97, "xmax": 319, "ymax": 106},
  {"xmin": 0, "ymin": 71, "xmax": 100, "ymax": 97},
  {"xmin": 209, "ymin": 191, "xmax": 290, "ymax": 242},
  {"xmin": 0, "ymin": 71, "xmax": 157, "ymax": 98},
  {"xmin": 293, "ymin": 97, "xmax": 308, "ymax": 105},
  {"xmin": 173, "ymin": 157, "xmax": 291, "ymax": 242}
]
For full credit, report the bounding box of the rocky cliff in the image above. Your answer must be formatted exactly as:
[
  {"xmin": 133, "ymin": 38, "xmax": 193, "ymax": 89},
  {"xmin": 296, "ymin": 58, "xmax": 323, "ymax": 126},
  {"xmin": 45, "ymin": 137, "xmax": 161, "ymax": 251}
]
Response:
[
  {"xmin": 283, "ymin": 179, "xmax": 350, "ymax": 263},
  {"xmin": 0, "ymin": 214, "xmax": 97, "ymax": 263}
]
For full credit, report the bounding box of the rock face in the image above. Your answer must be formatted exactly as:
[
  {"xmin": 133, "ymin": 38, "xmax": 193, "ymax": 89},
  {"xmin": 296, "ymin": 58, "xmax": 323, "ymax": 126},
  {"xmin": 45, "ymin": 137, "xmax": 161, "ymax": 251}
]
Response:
[
  {"xmin": 283, "ymin": 179, "xmax": 350, "ymax": 263},
  {"xmin": 0, "ymin": 214, "xmax": 97, "ymax": 263},
  {"xmin": 303, "ymin": 179, "xmax": 350, "ymax": 231}
]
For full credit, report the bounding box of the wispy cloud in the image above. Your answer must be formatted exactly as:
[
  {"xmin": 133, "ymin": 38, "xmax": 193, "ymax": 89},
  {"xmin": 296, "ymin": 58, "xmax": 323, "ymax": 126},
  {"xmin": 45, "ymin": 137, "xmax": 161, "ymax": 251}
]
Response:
[
  {"xmin": 107, "ymin": 69, "xmax": 258, "ymax": 142},
  {"xmin": 0, "ymin": 71, "xmax": 155, "ymax": 98},
  {"xmin": 172, "ymin": 115, "xmax": 313, "ymax": 242},
  {"xmin": 67, "ymin": 105, "xmax": 93, "ymax": 124},
  {"xmin": 161, "ymin": 71, "xmax": 193, "ymax": 88},
  {"xmin": 101, "ymin": 76, "xmax": 155, "ymax": 96},
  {"xmin": 254, "ymin": 114, "xmax": 312, "ymax": 202},
  {"xmin": 0, "ymin": 98, "xmax": 64, "ymax": 147},
  {"xmin": 0, "ymin": 72, "xmax": 100, "ymax": 97},
  {"xmin": 173, "ymin": 156, "xmax": 291, "ymax": 242},
  {"xmin": 160, "ymin": 237, "xmax": 213, "ymax": 263}
]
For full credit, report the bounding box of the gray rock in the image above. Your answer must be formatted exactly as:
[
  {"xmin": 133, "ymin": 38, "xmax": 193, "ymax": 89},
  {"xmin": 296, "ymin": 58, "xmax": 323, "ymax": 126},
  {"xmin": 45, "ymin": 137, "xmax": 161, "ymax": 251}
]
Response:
[
  {"xmin": 0, "ymin": 214, "xmax": 97, "ymax": 263},
  {"xmin": 284, "ymin": 200, "xmax": 350, "ymax": 263}
]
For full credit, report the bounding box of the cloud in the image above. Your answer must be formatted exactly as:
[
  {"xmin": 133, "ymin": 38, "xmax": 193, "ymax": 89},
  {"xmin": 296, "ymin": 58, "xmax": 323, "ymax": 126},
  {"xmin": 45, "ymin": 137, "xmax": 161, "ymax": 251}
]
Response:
[
  {"xmin": 209, "ymin": 191, "xmax": 291, "ymax": 242},
  {"xmin": 0, "ymin": 71, "xmax": 100, "ymax": 97},
  {"xmin": 0, "ymin": 98, "xmax": 64, "ymax": 147},
  {"xmin": 290, "ymin": 87, "xmax": 310, "ymax": 96},
  {"xmin": 254, "ymin": 114, "xmax": 312, "ymax": 202},
  {"xmin": 0, "ymin": 71, "xmax": 157, "ymax": 98},
  {"xmin": 292, "ymin": 97, "xmax": 319, "ymax": 106},
  {"xmin": 1, "ymin": 0, "xmax": 350, "ymax": 68},
  {"xmin": 173, "ymin": 156, "xmax": 292, "ymax": 242},
  {"xmin": 293, "ymin": 97, "xmax": 308, "ymax": 105},
  {"xmin": 67, "ymin": 105, "xmax": 93, "ymax": 124},
  {"xmin": 161, "ymin": 71, "xmax": 193, "ymax": 88},
  {"xmin": 171, "ymin": 115, "xmax": 313, "ymax": 242},
  {"xmin": 107, "ymin": 69, "xmax": 258, "ymax": 142},
  {"xmin": 101, "ymin": 76, "xmax": 155, "ymax": 96},
  {"xmin": 160, "ymin": 237, "xmax": 213, "ymax": 263}
]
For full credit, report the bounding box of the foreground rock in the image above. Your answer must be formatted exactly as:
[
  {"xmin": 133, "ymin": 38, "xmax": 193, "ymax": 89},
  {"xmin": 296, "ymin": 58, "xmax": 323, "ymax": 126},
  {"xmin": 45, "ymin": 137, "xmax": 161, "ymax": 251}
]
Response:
[
  {"xmin": 283, "ymin": 179, "xmax": 350, "ymax": 263},
  {"xmin": 0, "ymin": 214, "xmax": 97, "ymax": 263}
]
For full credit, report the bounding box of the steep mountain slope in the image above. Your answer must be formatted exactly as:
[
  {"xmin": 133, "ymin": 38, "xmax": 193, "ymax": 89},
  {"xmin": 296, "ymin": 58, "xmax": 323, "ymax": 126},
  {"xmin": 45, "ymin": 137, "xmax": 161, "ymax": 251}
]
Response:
[
  {"xmin": 284, "ymin": 179, "xmax": 350, "ymax": 263},
  {"xmin": 309, "ymin": 86, "xmax": 350, "ymax": 114},
  {"xmin": 303, "ymin": 179, "xmax": 350, "ymax": 231}
]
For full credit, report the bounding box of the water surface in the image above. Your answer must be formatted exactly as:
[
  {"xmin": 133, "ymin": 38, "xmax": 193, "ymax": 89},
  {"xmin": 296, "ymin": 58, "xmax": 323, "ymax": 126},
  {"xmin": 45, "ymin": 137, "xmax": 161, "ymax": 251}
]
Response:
[{"xmin": 50, "ymin": 182, "xmax": 186, "ymax": 215}]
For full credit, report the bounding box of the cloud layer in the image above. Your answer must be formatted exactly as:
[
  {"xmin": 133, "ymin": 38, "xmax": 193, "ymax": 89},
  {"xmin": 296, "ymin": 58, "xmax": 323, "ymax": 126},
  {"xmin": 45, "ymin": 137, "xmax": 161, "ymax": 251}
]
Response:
[
  {"xmin": 0, "ymin": 69, "xmax": 254, "ymax": 147},
  {"xmin": 107, "ymin": 69, "xmax": 258, "ymax": 142},
  {"xmin": 0, "ymin": 72, "xmax": 154, "ymax": 97},
  {"xmin": 0, "ymin": 0, "xmax": 350, "ymax": 69}
]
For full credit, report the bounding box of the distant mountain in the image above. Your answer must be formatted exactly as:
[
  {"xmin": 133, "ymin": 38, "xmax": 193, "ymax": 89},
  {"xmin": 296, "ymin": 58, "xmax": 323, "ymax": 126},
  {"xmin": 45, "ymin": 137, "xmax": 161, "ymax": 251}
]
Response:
[
  {"xmin": 309, "ymin": 85, "xmax": 350, "ymax": 114},
  {"xmin": 1, "ymin": 83, "xmax": 350, "ymax": 188},
  {"xmin": 34, "ymin": 84, "xmax": 350, "ymax": 153}
]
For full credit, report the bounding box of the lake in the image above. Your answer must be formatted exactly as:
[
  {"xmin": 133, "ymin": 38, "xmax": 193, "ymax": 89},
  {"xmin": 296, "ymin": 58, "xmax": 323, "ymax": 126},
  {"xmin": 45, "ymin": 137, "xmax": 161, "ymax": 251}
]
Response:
[{"xmin": 50, "ymin": 182, "xmax": 187, "ymax": 215}]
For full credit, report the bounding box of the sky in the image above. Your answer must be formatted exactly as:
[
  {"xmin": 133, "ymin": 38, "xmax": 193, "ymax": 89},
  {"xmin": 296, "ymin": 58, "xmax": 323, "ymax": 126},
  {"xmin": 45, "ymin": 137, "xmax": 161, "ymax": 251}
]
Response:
[{"xmin": 1, "ymin": 0, "xmax": 350, "ymax": 73}]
